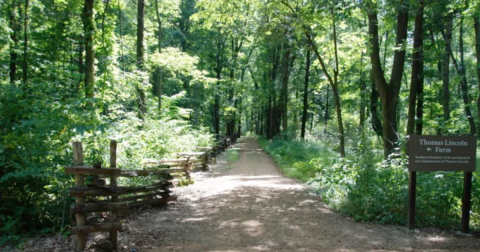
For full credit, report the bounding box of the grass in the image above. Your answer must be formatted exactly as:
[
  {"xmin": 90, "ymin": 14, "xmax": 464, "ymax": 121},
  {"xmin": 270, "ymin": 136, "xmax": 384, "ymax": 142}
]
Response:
[{"xmin": 226, "ymin": 149, "xmax": 240, "ymax": 163}]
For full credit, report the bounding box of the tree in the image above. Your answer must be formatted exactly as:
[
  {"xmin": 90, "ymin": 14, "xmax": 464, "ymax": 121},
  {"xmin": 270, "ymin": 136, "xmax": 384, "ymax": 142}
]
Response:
[
  {"xmin": 407, "ymin": 0, "xmax": 424, "ymax": 136},
  {"xmin": 365, "ymin": 0, "xmax": 409, "ymax": 158},
  {"xmin": 82, "ymin": 0, "xmax": 95, "ymax": 104},
  {"xmin": 301, "ymin": 48, "xmax": 311, "ymax": 139},
  {"xmin": 137, "ymin": 0, "xmax": 146, "ymax": 118}
]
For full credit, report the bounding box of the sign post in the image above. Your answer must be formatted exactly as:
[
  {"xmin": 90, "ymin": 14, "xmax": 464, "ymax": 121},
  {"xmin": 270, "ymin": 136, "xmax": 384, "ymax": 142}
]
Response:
[{"xmin": 408, "ymin": 135, "xmax": 476, "ymax": 232}]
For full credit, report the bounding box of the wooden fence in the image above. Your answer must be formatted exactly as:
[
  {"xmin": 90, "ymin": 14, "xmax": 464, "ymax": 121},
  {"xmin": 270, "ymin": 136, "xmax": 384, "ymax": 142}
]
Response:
[{"xmin": 66, "ymin": 137, "xmax": 235, "ymax": 251}]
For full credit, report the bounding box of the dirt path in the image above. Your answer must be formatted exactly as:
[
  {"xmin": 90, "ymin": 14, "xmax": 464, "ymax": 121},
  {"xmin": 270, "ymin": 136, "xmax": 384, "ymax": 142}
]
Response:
[{"xmin": 128, "ymin": 137, "xmax": 480, "ymax": 252}]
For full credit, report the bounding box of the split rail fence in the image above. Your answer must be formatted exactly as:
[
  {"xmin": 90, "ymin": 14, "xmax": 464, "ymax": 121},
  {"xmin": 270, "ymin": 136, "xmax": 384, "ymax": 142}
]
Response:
[{"xmin": 66, "ymin": 136, "xmax": 237, "ymax": 251}]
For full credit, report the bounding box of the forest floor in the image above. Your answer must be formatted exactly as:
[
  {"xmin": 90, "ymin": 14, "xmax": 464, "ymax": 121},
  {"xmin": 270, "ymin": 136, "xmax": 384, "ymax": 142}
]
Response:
[{"xmin": 9, "ymin": 137, "xmax": 480, "ymax": 252}]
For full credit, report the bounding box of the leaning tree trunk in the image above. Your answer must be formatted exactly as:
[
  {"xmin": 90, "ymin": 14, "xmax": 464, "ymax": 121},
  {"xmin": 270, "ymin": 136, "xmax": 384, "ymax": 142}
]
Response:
[{"xmin": 304, "ymin": 7, "xmax": 346, "ymax": 157}]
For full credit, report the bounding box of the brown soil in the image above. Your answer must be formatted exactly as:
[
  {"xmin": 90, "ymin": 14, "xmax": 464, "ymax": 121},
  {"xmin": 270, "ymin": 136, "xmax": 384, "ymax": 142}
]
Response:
[{"xmin": 131, "ymin": 137, "xmax": 480, "ymax": 252}]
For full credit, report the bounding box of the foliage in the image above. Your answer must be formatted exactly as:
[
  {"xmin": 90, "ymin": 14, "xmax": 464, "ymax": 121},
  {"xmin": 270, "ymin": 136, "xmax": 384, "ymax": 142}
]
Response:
[{"xmin": 260, "ymin": 136, "xmax": 480, "ymax": 229}]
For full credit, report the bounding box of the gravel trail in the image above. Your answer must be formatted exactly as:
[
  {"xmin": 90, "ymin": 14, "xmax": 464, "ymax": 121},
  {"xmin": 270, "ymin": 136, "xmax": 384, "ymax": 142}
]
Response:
[{"xmin": 128, "ymin": 137, "xmax": 480, "ymax": 252}]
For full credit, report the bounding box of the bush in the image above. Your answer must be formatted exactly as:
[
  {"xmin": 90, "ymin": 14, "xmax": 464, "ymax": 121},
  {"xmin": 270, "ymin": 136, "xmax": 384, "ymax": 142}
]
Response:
[{"xmin": 260, "ymin": 136, "xmax": 480, "ymax": 230}]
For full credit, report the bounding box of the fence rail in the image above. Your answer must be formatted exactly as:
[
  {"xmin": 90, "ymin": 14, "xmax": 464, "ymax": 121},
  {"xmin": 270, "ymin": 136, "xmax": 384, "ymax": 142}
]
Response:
[{"xmin": 67, "ymin": 135, "xmax": 238, "ymax": 251}]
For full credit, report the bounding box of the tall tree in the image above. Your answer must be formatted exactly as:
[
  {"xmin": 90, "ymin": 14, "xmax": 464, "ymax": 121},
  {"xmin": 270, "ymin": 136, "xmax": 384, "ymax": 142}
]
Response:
[
  {"xmin": 474, "ymin": 14, "xmax": 480, "ymax": 131},
  {"xmin": 451, "ymin": 11, "xmax": 476, "ymax": 135},
  {"xmin": 303, "ymin": 6, "xmax": 346, "ymax": 157},
  {"xmin": 9, "ymin": 0, "xmax": 19, "ymax": 85},
  {"xmin": 407, "ymin": 0, "xmax": 424, "ymax": 136},
  {"xmin": 22, "ymin": 0, "xmax": 28, "ymax": 85},
  {"xmin": 82, "ymin": 0, "xmax": 95, "ymax": 104},
  {"xmin": 154, "ymin": 0, "xmax": 163, "ymax": 112},
  {"xmin": 280, "ymin": 43, "xmax": 291, "ymax": 135},
  {"xmin": 301, "ymin": 48, "xmax": 311, "ymax": 139},
  {"xmin": 137, "ymin": 0, "xmax": 146, "ymax": 118},
  {"xmin": 366, "ymin": 0, "xmax": 409, "ymax": 158}
]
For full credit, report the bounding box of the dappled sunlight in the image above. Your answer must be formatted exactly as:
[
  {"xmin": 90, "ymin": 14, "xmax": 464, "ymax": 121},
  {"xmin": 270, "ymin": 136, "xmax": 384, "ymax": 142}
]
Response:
[
  {"xmin": 138, "ymin": 138, "xmax": 480, "ymax": 252},
  {"xmin": 424, "ymin": 236, "xmax": 448, "ymax": 242}
]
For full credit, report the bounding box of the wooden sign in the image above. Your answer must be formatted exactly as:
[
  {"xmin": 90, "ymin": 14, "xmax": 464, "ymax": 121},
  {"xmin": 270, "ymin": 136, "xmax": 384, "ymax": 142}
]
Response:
[
  {"xmin": 409, "ymin": 135, "xmax": 476, "ymax": 172},
  {"xmin": 407, "ymin": 135, "xmax": 476, "ymax": 233}
]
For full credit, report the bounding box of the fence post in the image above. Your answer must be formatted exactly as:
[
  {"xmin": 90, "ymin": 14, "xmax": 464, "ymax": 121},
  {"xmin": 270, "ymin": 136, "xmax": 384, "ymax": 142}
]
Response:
[
  {"xmin": 73, "ymin": 142, "xmax": 87, "ymax": 251},
  {"xmin": 203, "ymin": 152, "xmax": 208, "ymax": 171},
  {"xmin": 109, "ymin": 140, "xmax": 118, "ymax": 249}
]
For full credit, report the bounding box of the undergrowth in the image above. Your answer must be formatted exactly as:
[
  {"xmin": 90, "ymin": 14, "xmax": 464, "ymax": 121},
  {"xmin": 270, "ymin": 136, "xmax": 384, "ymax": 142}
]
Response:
[
  {"xmin": 258, "ymin": 136, "xmax": 480, "ymax": 230},
  {"xmin": 0, "ymin": 84, "xmax": 213, "ymax": 247}
]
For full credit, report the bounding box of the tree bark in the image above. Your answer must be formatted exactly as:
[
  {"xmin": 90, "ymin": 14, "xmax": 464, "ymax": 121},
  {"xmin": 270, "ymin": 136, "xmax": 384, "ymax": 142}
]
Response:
[
  {"xmin": 82, "ymin": 0, "xmax": 95, "ymax": 106},
  {"xmin": 366, "ymin": 0, "xmax": 409, "ymax": 158},
  {"xmin": 407, "ymin": 0, "xmax": 424, "ymax": 136},
  {"xmin": 301, "ymin": 49, "xmax": 311, "ymax": 139},
  {"xmin": 136, "ymin": 0, "xmax": 146, "ymax": 118}
]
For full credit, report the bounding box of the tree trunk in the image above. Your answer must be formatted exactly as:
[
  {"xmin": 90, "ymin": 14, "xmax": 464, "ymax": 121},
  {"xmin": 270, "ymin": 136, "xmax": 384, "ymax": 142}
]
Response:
[
  {"xmin": 457, "ymin": 15, "xmax": 476, "ymax": 135},
  {"xmin": 474, "ymin": 16, "xmax": 480, "ymax": 132},
  {"xmin": 442, "ymin": 13, "xmax": 453, "ymax": 123},
  {"xmin": 155, "ymin": 0, "xmax": 163, "ymax": 112},
  {"xmin": 304, "ymin": 7, "xmax": 346, "ymax": 157},
  {"xmin": 136, "ymin": 0, "xmax": 146, "ymax": 118},
  {"xmin": 237, "ymin": 98, "xmax": 242, "ymax": 136},
  {"xmin": 301, "ymin": 49, "xmax": 311, "ymax": 139},
  {"xmin": 82, "ymin": 0, "xmax": 95, "ymax": 106},
  {"xmin": 331, "ymin": 7, "xmax": 345, "ymax": 157},
  {"xmin": 366, "ymin": 0, "xmax": 409, "ymax": 158},
  {"xmin": 370, "ymin": 70, "xmax": 382, "ymax": 136},
  {"xmin": 267, "ymin": 96, "xmax": 272, "ymax": 139},
  {"xmin": 332, "ymin": 84, "xmax": 345, "ymax": 157},
  {"xmin": 227, "ymin": 38, "xmax": 242, "ymax": 137},
  {"xmin": 407, "ymin": 0, "xmax": 424, "ymax": 136},
  {"xmin": 359, "ymin": 53, "xmax": 366, "ymax": 129},
  {"xmin": 22, "ymin": 0, "xmax": 28, "ymax": 86},
  {"xmin": 9, "ymin": 0, "xmax": 19, "ymax": 85},
  {"xmin": 324, "ymin": 86, "xmax": 329, "ymax": 133},
  {"xmin": 78, "ymin": 35, "xmax": 84, "ymax": 92},
  {"xmin": 281, "ymin": 44, "xmax": 291, "ymax": 136},
  {"xmin": 154, "ymin": 68, "xmax": 162, "ymax": 112},
  {"xmin": 214, "ymin": 35, "xmax": 223, "ymax": 137}
]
